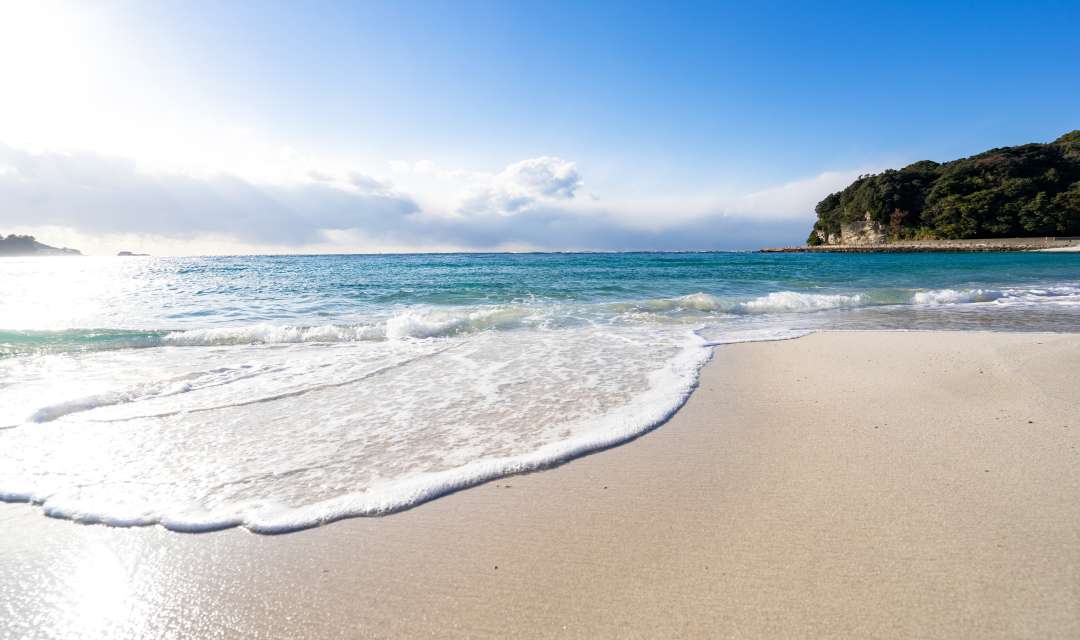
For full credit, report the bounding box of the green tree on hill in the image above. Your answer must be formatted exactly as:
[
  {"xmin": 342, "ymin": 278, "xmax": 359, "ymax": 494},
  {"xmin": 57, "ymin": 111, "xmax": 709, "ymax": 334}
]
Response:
[{"xmin": 808, "ymin": 131, "xmax": 1080, "ymax": 245}]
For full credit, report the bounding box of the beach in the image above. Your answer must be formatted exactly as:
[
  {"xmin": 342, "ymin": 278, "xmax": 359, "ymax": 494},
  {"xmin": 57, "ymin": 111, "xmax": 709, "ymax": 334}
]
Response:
[{"xmin": 3, "ymin": 330, "xmax": 1079, "ymax": 639}]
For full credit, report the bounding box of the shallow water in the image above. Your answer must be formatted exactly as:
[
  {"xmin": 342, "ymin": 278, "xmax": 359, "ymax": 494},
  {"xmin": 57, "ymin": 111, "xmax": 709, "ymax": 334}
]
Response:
[{"xmin": 1, "ymin": 252, "xmax": 1078, "ymax": 531}]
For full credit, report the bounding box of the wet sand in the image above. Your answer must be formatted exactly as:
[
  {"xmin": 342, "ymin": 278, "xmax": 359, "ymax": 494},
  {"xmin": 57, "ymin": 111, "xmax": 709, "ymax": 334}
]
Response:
[{"xmin": 3, "ymin": 331, "xmax": 1080, "ymax": 639}]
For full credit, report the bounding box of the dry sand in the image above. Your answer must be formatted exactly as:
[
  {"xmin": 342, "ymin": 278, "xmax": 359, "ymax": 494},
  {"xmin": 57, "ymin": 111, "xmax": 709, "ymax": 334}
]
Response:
[{"xmin": 2, "ymin": 331, "xmax": 1080, "ymax": 639}]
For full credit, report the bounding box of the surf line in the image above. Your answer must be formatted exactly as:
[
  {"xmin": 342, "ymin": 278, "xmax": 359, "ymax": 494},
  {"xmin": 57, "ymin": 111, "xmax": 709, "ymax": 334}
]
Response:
[{"xmin": 58, "ymin": 342, "xmax": 465, "ymax": 425}]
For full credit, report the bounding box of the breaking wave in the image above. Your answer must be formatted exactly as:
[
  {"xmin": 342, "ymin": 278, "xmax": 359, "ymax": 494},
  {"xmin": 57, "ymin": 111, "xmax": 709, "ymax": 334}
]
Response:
[
  {"xmin": 911, "ymin": 285, "xmax": 1080, "ymax": 306},
  {"xmin": 8, "ymin": 285, "xmax": 1080, "ymax": 356},
  {"xmin": 610, "ymin": 291, "xmax": 869, "ymax": 314},
  {"xmin": 735, "ymin": 291, "xmax": 866, "ymax": 313}
]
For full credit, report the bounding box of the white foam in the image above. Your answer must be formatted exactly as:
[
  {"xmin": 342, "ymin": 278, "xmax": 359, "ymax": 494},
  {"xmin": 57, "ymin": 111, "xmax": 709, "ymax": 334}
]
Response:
[
  {"xmin": 157, "ymin": 306, "xmax": 538, "ymax": 347},
  {"xmin": 30, "ymin": 391, "xmax": 144, "ymax": 423},
  {"xmin": 911, "ymin": 288, "xmax": 1005, "ymax": 305},
  {"xmin": 161, "ymin": 322, "xmax": 384, "ymax": 346},
  {"xmin": 703, "ymin": 327, "xmax": 814, "ymax": 346},
  {"xmin": 735, "ymin": 291, "xmax": 866, "ymax": 314},
  {"xmin": 614, "ymin": 291, "xmax": 867, "ymax": 316},
  {"xmin": 0, "ymin": 324, "xmax": 716, "ymax": 533},
  {"xmin": 911, "ymin": 285, "xmax": 1080, "ymax": 306},
  {"xmin": 383, "ymin": 306, "xmax": 530, "ymax": 339},
  {"xmin": 627, "ymin": 292, "xmax": 728, "ymax": 312}
]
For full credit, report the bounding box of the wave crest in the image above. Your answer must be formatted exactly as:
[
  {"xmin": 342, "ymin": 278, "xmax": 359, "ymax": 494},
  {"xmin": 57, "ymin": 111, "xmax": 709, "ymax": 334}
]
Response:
[
  {"xmin": 911, "ymin": 285, "xmax": 1080, "ymax": 306},
  {"xmin": 162, "ymin": 323, "xmax": 384, "ymax": 346},
  {"xmin": 735, "ymin": 291, "xmax": 866, "ymax": 314},
  {"xmin": 911, "ymin": 288, "xmax": 1005, "ymax": 305},
  {"xmin": 160, "ymin": 306, "xmax": 535, "ymax": 346},
  {"xmin": 384, "ymin": 306, "xmax": 530, "ymax": 339}
]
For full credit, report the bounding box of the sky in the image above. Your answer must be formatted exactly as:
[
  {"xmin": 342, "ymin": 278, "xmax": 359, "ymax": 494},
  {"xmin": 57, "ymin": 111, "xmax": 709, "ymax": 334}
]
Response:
[{"xmin": 0, "ymin": 0, "xmax": 1078, "ymax": 255}]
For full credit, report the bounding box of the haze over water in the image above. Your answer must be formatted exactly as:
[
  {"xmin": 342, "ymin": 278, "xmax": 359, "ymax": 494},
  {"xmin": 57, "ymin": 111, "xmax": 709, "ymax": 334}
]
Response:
[{"xmin": 1, "ymin": 252, "xmax": 1078, "ymax": 532}]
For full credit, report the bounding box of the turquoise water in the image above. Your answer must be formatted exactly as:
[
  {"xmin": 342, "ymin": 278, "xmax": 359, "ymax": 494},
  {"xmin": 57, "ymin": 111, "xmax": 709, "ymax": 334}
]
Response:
[
  {"xmin": 1, "ymin": 252, "xmax": 1078, "ymax": 532},
  {"xmin": 3, "ymin": 252, "xmax": 1080, "ymax": 348}
]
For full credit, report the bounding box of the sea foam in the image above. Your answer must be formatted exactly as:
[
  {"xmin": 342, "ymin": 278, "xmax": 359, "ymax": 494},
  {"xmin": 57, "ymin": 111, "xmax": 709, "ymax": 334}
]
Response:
[
  {"xmin": 735, "ymin": 291, "xmax": 866, "ymax": 314},
  {"xmin": 911, "ymin": 285, "xmax": 1080, "ymax": 306},
  {"xmin": 0, "ymin": 324, "xmax": 716, "ymax": 532}
]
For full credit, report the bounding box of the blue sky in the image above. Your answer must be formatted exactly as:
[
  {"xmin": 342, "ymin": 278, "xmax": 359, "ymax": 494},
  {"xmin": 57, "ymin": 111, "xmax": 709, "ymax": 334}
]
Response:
[{"xmin": 0, "ymin": 0, "xmax": 1077, "ymax": 254}]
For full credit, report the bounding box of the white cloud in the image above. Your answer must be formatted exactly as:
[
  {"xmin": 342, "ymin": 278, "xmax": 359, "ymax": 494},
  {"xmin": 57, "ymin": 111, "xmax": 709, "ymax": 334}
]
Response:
[
  {"xmin": 347, "ymin": 172, "xmax": 394, "ymax": 194},
  {"xmin": 568, "ymin": 167, "xmax": 879, "ymax": 233},
  {"xmin": 0, "ymin": 142, "xmax": 872, "ymax": 254},
  {"xmin": 734, "ymin": 168, "xmax": 876, "ymax": 218},
  {"xmin": 459, "ymin": 156, "xmax": 582, "ymax": 216},
  {"xmin": 499, "ymin": 156, "xmax": 582, "ymax": 199}
]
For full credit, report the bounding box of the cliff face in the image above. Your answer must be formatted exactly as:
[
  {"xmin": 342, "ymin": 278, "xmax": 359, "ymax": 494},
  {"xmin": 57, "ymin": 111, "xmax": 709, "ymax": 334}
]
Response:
[
  {"xmin": 808, "ymin": 131, "xmax": 1080, "ymax": 245},
  {"xmin": 0, "ymin": 235, "xmax": 82, "ymax": 256},
  {"xmin": 815, "ymin": 213, "xmax": 886, "ymax": 245}
]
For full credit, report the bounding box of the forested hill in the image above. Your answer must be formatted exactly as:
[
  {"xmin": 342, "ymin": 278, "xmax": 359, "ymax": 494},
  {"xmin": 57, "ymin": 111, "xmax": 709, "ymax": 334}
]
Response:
[{"xmin": 809, "ymin": 131, "xmax": 1080, "ymax": 245}]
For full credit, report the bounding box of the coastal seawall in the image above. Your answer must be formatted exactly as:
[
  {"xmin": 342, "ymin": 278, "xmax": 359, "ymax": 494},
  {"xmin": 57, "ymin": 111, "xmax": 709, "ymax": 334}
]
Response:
[{"xmin": 762, "ymin": 237, "xmax": 1080, "ymax": 253}]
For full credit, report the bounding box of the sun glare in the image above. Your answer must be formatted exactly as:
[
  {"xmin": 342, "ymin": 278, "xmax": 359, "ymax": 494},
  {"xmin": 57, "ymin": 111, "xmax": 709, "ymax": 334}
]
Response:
[
  {"xmin": 0, "ymin": 3, "xmax": 91, "ymax": 90},
  {"xmin": 0, "ymin": 2, "xmax": 103, "ymax": 151}
]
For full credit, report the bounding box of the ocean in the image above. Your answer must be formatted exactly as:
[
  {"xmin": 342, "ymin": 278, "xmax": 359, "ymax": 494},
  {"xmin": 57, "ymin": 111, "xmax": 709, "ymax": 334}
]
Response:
[{"xmin": 1, "ymin": 252, "xmax": 1078, "ymax": 532}]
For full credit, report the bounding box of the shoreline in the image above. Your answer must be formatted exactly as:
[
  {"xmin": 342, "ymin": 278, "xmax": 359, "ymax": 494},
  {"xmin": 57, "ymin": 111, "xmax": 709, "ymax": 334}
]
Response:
[
  {"xmin": 762, "ymin": 237, "xmax": 1080, "ymax": 253},
  {"xmin": 3, "ymin": 330, "xmax": 1080, "ymax": 638}
]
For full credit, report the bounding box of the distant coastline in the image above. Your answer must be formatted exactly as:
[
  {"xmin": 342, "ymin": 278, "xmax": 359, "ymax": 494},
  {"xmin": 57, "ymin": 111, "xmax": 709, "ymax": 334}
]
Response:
[{"xmin": 0, "ymin": 234, "xmax": 81, "ymax": 257}]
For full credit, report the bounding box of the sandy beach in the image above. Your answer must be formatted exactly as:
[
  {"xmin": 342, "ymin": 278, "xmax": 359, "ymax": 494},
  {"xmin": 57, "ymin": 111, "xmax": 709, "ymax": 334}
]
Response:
[{"xmin": 3, "ymin": 330, "xmax": 1080, "ymax": 639}]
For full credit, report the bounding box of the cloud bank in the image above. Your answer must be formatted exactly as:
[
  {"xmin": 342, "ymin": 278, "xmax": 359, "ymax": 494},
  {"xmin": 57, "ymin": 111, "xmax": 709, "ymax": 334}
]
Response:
[
  {"xmin": 0, "ymin": 143, "xmax": 864, "ymax": 255},
  {"xmin": 0, "ymin": 144, "xmax": 420, "ymax": 245}
]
